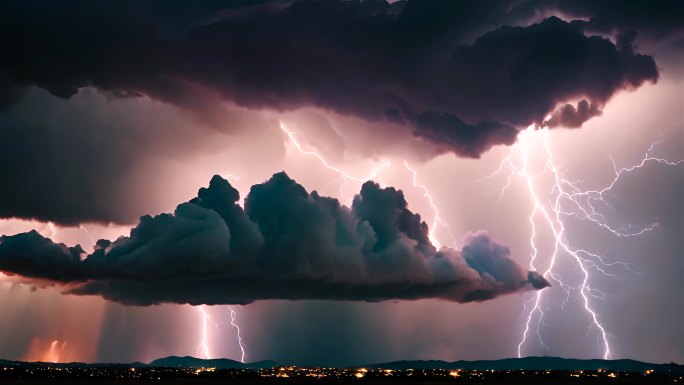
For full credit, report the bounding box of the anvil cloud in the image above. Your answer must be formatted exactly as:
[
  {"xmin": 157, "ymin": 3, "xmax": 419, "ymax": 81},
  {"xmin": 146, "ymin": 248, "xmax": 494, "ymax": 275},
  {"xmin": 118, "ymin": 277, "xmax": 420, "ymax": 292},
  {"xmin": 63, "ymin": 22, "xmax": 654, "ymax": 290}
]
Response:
[{"xmin": 0, "ymin": 173, "xmax": 549, "ymax": 305}]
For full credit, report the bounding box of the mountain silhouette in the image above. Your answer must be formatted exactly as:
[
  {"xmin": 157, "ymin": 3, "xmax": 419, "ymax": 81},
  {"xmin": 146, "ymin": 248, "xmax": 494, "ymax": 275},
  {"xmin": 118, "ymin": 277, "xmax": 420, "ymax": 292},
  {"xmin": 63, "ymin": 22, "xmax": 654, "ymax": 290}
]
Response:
[
  {"xmin": 149, "ymin": 356, "xmax": 276, "ymax": 370},
  {"xmin": 1, "ymin": 356, "xmax": 681, "ymax": 373}
]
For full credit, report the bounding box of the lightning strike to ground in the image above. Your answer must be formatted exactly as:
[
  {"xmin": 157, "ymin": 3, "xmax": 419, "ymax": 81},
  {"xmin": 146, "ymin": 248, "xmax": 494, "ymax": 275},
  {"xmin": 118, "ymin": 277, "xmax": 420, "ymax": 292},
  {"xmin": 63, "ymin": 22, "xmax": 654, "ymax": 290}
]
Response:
[
  {"xmin": 195, "ymin": 305, "xmax": 240, "ymax": 361},
  {"xmin": 228, "ymin": 307, "xmax": 246, "ymax": 363},
  {"xmin": 46, "ymin": 340, "xmax": 67, "ymax": 363},
  {"xmin": 197, "ymin": 306, "xmax": 212, "ymax": 359},
  {"xmin": 484, "ymin": 125, "xmax": 682, "ymax": 360}
]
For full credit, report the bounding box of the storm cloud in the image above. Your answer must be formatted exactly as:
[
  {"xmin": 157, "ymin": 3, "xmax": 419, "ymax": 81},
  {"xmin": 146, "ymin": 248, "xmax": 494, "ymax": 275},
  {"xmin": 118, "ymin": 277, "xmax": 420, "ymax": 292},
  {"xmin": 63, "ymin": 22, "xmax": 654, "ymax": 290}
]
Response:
[
  {"xmin": 543, "ymin": 99, "xmax": 603, "ymax": 128},
  {"xmin": 0, "ymin": 0, "xmax": 659, "ymax": 157},
  {"xmin": 0, "ymin": 173, "xmax": 549, "ymax": 305},
  {"xmin": 0, "ymin": 86, "xmax": 286, "ymax": 225},
  {"xmin": 510, "ymin": 0, "xmax": 684, "ymax": 39}
]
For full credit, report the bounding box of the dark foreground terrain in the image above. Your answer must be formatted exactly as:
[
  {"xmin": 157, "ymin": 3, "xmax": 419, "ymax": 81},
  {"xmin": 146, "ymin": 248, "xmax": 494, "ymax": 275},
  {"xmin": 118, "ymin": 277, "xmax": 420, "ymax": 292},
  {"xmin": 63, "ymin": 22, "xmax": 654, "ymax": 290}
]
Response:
[
  {"xmin": 2, "ymin": 356, "xmax": 683, "ymax": 384},
  {"xmin": 1, "ymin": 365, "xmax": 682, "ymax": 384}
]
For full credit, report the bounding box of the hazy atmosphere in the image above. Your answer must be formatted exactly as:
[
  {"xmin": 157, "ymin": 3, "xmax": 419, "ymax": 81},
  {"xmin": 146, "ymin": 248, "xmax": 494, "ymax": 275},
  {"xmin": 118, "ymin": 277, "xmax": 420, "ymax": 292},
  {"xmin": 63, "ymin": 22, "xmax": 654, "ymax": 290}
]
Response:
[{"xmin": 0, "ymin": 0, "xmax": 682, "ymax": 368}]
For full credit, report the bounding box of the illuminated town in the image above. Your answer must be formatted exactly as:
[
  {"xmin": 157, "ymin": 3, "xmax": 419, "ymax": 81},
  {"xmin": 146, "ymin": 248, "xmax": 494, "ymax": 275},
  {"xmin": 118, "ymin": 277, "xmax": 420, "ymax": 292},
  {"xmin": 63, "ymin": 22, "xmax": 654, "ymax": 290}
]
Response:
[{"xmin": 1, "ymin": 361, "xmax": 682, "ymax": 384}]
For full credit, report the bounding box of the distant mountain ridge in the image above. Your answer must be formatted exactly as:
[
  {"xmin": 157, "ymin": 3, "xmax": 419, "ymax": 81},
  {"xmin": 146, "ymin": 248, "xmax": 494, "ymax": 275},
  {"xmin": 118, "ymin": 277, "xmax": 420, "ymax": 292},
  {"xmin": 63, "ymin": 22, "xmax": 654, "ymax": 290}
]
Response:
[
  {"xmin": 0, "ymin": 356, "xmax": 275, "ymax": 370},
  {"xmin": 149, "ymin": 356, "xmax": 276, "ymax": 369},
  {"xmin": 1, "ymin": 356, "xmax": 682, "ymax": 373}
]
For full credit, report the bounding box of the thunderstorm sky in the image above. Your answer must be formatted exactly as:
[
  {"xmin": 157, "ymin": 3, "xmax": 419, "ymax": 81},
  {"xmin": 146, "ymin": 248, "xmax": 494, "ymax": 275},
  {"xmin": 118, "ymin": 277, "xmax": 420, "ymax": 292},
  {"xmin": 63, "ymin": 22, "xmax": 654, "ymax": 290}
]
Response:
[{"xmin": 0, "ymin": 0, "xmax": 682, "ymax": 367}]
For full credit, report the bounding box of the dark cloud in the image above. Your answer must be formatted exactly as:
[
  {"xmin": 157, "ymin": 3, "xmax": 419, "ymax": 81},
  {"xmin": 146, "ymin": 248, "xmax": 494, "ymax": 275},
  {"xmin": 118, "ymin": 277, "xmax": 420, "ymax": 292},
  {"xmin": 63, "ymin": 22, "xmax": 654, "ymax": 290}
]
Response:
[
  {"xmin": 0, "ymin": 231, "xmax": 85, "ymax": 282},
  {"xmin": 543, "ymin": 99, "xmax": 602, "ymax": 128},
  {"xmin": 0, "ymin": 72, "xmax": 28, "ymax": 111},
  {"xmin": 0, "ymin": 0, "xmax": 665, "ymax": 224},
  {"xmin": 512, "ymin": 0, "xmax": 684, "ymax": 39},
  {"xmin": 0, "ymin": 0, "xmax": 660, "ymax": 158},
  {"xmin": 0, "ymin": 88, "xmax": 208, "ymax": 225},
  {"xmin": 414, "ymin": 112, "xmax": 518, "ymax": 158},
  {"xmin": 0, "ymin": 86, "xmax": 286, "ymax": 225},
  {"xmin": 433, "ymin": 17, "xmax": 657, "ymax": 126},
  {"xmin": 0, "ymin": 173, "xmax": 549, "ymax": 305},
  {"xmin": 0, "ymin": 89, "xmax": 151, "ymax": 225}
]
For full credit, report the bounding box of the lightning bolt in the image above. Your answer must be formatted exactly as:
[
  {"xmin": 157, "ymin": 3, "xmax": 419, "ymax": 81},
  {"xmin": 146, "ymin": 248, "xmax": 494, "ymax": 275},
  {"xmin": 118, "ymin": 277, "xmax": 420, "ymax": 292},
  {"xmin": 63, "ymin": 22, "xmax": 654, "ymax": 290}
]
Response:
[
  {"xmin": 47, "ymin": 340, "xmax": 67, "ymax": 363},
  {"xmin": 279, "ymin": 122, "xmax": 391, "ymax": 203},
  {"xmin": 403, "ymin": 161, "xmax": 457, "ymax": 249},
  {"xmin": 196, "ymin": 303, "xmax": 246, "ymax": 362},
  {"xmin": 197, "ymin": 305, "xmax": 212, "ymax": 359},
  {"xmin": 45, "ymin": 222, "xmax": 57, "ymax": 238},
  {"xmin": 279, "ymin": 122, "xmax": 455, "ymax": 251},
  {"xmin": 484, "ymin": 125, "xmax": 682, "ymax": 359},
  {"xmin": 228, "ymin": 306, "xmax": 246, "ymax": 363}
]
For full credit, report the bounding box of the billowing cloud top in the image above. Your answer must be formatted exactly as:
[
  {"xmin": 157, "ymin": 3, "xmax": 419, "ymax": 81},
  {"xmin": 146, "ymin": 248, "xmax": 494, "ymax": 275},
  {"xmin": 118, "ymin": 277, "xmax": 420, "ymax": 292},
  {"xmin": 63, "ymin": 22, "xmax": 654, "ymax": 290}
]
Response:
[
  {"xmin": 0, "ymin": 0, "xmax": 663, "ymax": 157},
  {"xmin": 0, "ymin": 174, "xmax": 549, "ymax": 305}
]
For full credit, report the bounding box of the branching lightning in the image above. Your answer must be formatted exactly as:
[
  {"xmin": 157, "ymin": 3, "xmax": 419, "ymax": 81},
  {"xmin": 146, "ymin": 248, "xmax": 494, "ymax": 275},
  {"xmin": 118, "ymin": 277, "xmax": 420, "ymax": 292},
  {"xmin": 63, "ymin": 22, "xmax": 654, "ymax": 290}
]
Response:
[
  {"xmin": 279, "ymin": 121, "xmax": 455, "ymax": 251},
  {"xmin": 403, "ymin": 161, "xmax": 457, "ymax": 249},
  {"xmin": 279, "ymin": 122, "xmax": 391, "ymax": 203},
  {"xmin": 194, "ymin": 303, "xmax": 247, "ymax": 363},
  {"xmin": 484, "ymin": 125, "xmax": 682, "ymax": 359}
]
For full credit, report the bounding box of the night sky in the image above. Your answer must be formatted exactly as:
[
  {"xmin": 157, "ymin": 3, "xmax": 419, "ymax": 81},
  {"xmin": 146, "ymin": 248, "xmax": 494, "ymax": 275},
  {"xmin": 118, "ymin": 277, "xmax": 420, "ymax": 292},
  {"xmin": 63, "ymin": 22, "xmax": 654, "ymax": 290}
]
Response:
[{"xmin": 0, "ymin": 0, "xmax": 682, "ymax": 367}]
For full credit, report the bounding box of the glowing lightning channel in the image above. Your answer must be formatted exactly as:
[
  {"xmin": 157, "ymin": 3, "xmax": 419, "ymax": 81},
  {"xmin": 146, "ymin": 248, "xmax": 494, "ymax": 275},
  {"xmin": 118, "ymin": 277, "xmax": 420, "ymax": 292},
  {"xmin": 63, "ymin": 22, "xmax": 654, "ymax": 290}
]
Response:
[
  {"xmin": 197, "ymin": 306, "xmax": 212, "ymax": 359},
  {"xmin": 403, "ymin": 161, "xmax": 457, "ymax": 249},
  {"xmin": 279, "ymin": 122, "xmax": 458, "ymax": 252},
  {"xmin": 45, "ymin": 222, "xmax": 58, "ymax": 238},
  {"xmin": 279, "ymin": 122, "xmax": 391, "ymax": 202},
  {"xmin": 564, "ymin": 137, "xmax": 682, "ymax": 237},
  {"xmin": 512, "ymin": 128, "xmax": 614, "ymax": 358},
  {"xmin": 228, "ymin": 306, "xmax": 246, "ymax": 363},
  {"xmin": 487, "ymin": 125, "xmax": 683, "ymax": 360},
  {"xmin": 195, "ymin": 301, "xmax": 246, "ymax": 363}
]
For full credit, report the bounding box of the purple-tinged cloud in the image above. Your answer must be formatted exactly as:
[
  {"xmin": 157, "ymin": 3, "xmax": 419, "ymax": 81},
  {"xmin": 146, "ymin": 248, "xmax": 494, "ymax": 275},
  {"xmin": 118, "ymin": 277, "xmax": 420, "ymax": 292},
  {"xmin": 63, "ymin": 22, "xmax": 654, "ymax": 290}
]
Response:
[
  {"xmin": 511, "ymin": 0, "xmax": 684, "ymax": 39},
  {"xmin": 543, "ymin": 99, "xmax": 603, "ymax": 128},
  {"xmin": 0, "ymin": 1, "xmax": 659, "ymax": 158},
  {"xmin": 0, "ymin": 173, "xmax": 549, "ymax": 305}
]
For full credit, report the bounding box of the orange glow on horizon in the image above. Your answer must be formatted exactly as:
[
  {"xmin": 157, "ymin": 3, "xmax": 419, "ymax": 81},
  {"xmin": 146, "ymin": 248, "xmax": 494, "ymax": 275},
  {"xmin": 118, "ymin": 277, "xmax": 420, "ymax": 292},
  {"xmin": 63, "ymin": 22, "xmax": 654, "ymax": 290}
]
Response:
[{"xmin": 24, "ymin": 338, "xmax": 67, "ymax": 363}]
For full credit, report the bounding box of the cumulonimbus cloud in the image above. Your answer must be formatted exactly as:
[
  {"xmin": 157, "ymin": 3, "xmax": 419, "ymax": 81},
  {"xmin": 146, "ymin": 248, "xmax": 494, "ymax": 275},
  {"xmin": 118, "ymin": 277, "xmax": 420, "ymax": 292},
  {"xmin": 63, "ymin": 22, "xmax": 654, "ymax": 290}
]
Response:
[{"xmin": 0, "ymin": 173, "xmax": 549, "ymax": 305}]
